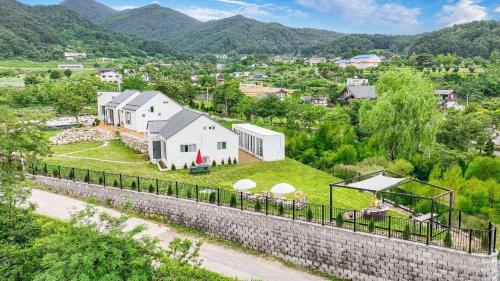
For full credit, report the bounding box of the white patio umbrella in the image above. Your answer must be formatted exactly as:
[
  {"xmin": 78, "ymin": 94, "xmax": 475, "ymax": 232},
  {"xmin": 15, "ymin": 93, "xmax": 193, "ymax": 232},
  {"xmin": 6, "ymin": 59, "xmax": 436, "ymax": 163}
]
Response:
[
  {"xmin": 232, "ymin": 179, "xmax": 256, "ymax": 191},
  {"xmin": 271, "ymin": 183, "xmax": 296, "ymax": 195}
]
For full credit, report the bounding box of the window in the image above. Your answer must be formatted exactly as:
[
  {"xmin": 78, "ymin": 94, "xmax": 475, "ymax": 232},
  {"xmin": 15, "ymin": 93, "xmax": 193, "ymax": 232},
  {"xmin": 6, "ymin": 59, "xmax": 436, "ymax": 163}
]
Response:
[
  {"xmin": 125, "ymin": 112, "xmax": 131, "ymax": 125},
  {"xmin": 142, "ymin": 114, "xmax": 145, "ymax": 117},
  {"xmin": 150, "ymin": 106, "xmax": 154, "ymax": 113},
  {"xmin": 217, "ymin": 141, "xmax": 227, "ymax": 150},
  {"xmin": 180, "ymin": 144, "xmax": 196, "ymax": 152}
]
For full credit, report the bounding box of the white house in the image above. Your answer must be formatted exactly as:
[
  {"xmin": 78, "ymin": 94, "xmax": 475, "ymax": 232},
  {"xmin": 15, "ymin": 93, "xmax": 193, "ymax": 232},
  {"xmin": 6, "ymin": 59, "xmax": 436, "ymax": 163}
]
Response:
[
  {"xmin": 64, "ymin": 52, "xmax": 86, "ymax": 61},
  {"xmin": 120, "ymin": 91, "xmax": 183, "ymax": 132},
  {"xmin": 346, "ymin": 78, "xmax": 369, "ymax": 86},
  {"xmin": 102, "ymin": 90, "xmax": 140, "ymax": 127},
  {"xmin": 307, "ymin": 57, "xmax": 327, "ymax": 65},
  {"xmin": 146, "ymin": 109, "xmax": 239, "ymax": 169},
  {"xmin": 97, "ymin": 91, "xmax": 121, "ymax": 120},
  {"xmin": 232, "ymin": 123, "xmax": 285, "ymax": 161},
  {"xmin": 58, "ymin": 64, "xmax": 83, "ymax": 70},
  {"xmin": 97, "ymin": 68, "xmax": 122, "ymax": 84}
]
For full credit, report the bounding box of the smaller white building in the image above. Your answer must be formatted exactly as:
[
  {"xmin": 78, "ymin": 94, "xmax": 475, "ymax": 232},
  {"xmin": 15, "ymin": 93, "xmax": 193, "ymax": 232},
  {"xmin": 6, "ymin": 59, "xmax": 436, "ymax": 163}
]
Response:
[
  {"xmin": 232, "ymin": 123, "xmax": 285, "ymax": 161},
  {"xmin": 58, "ymin": 64, "xmax": 83, "ymax": 70},
  {"xmin": 97, "ymin": 91, "xmax": 121, "ymax": 120},
  {"xmin": 97, "ymin": 68, "xmax": 122, "ymax": 84},
  {"xmin": 64, "ymin": 52, "xmax": 86, "ymax": 61},
  {"xmin": 346, "ymin": 78, "xmax": 369, "ymax": 86},
  {"xmin": 307, "ymin": 57, "xmax": 327, "ymax": 65}
]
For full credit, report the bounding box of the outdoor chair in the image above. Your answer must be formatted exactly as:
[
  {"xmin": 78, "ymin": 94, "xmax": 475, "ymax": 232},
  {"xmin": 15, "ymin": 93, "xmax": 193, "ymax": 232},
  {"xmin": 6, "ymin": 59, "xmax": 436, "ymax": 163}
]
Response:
[{"xmin": 361, "ymin": 204, "xmax": 389, "ymax": 221}]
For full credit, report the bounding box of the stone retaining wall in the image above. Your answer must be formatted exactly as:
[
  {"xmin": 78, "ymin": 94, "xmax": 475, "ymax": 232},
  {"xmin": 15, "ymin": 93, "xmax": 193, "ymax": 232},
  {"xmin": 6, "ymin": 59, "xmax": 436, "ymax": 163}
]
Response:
[
  {"xmin": 34, "ymin": 175, "xmax": 499, "ymax": 281},
  {"xmin": 120, "ymin": 133, "xmax": 148, "ymax": 155}
]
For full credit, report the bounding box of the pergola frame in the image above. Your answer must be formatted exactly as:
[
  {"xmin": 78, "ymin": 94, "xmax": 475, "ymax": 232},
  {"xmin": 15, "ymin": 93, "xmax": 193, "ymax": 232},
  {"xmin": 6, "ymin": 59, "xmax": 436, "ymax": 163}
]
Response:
[{"xmin": 329, "ymin": 170, "xmax": 453, "ymax": 240}]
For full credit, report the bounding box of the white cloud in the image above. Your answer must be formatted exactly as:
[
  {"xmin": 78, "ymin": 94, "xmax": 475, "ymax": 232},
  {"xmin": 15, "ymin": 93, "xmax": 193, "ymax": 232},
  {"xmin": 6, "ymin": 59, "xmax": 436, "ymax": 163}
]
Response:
[
  {"xmin": 295, "ymin": 0, "xmax": 420, "ymax": 28},
  {"xmin": 437, "ymin": 0, "xmax": 488, "ymax": 26},
  {"xmin": 494, "ymin": 6, "xmax": 500, "ymax": 13},
  {"xmin": 112, "ymin": 5, "xmax": 139, "ymax": 11},
  {"xmin": 183, "ymin": 0, "xmax": 308, "ymax": 22}
]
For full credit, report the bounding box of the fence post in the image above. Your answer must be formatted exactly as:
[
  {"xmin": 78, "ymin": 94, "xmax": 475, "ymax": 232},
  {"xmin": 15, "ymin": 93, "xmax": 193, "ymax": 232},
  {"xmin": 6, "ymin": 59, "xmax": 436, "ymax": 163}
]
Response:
[
  {"xmin": 156, "ymin": 179, "xmax": 159, "ymax": 195},
  {"xmin": 353, "ymin": 210, "xmax": 357, "ymax": 232},
  {"xmin": 72, "ymin": 168, "xmax": 75, "ymax": 182},
  {"xmin": 426, "ymin": 222, "xmax": 430, "ymax": 245},
  {"xmin": 103, "ymin": 172, "xmax": 106, "ymax": 186},
  {"xmin": 388, "ymin": 216, "xmax": 391, "ymax": 238},
  {"xmin": 265, "ymin": 196, "xmax": 268, "ymax": 215},
  {"xmin": 493, "ymin": 226, "xmax": 497, "ymax": 254},
  {"xmin": 137, "ymin": 176, "xmax": 140, "ymax": 192},
  {"xmin": 240, "ymin": 192, "xmax": 243, "ymax": 210},
  {"xmin": 175, "ymin": 182, "xmax": 178, "ymax": 197},
  {"xmin": 58, "ymin": 166, "xmax": 61, "ymax": 179},
  {"xmin": 196, "ymin": 185, "xmax": 199, "ymax": 202},
  {"xmin": 458, "ymin": 210, "xmax": 462, "ymax": 229},
  {"xmin": 321, "ymin": 205, "xmax": 324, "ymax": 226},
  {"xmin": 44, "ymin": 163, "xmax": 47, "ymax": 176},
  {"xmin": 119, "ymin": 174, "xmax": 122, "ymax": 189},
  {"xmin": 468, "ymin": 229, "xmax": 473, "ymax": 254},
  {"xmin": 292, "ymin": 200, "xmax": 295, "ymax": 220},
  {"xmin": 488, "ymin": 222, "xmax": 493, "ymax": 255},
  {"xmin": 217, "ymin": 188, "xmax": 220, "ymax": 206},
  {"xmin": 86, "ymin": 169, "xmax": 90, "ymax": 183}
]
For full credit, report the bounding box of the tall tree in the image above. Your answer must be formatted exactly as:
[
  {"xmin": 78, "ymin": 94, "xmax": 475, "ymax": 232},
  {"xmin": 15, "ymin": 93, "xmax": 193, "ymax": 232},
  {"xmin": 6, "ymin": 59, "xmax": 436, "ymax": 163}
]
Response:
[
  {"xmin": 212, "ymin": 80, "xmax": 243, "ymax": 116},
  {"xmin": 360, "ymin": 70, "xmax": 441, "ymax": 159}
]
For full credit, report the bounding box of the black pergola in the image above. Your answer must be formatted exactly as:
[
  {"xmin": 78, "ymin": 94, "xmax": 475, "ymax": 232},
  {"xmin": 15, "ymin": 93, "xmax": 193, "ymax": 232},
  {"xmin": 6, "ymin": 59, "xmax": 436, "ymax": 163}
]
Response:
[{"xmin": 329, "ymin": 170, "xmax": 454, "ymax": 237}]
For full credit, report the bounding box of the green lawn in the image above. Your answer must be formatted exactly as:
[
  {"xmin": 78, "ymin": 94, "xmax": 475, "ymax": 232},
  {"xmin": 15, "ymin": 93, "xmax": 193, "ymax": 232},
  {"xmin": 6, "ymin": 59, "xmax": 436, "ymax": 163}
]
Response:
[{"xmin": 43, "ymin": 140, "xmax": 376, "ymax": 209}]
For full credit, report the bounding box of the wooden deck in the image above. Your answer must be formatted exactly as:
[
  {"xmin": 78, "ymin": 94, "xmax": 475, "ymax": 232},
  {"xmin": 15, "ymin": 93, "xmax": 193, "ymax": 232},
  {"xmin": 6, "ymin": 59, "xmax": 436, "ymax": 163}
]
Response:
[
  {"xmin": 98, "ymin": 124, "xmax": 145, "ymax": 139},
  {"xmin": 238, "ymin": 149, "xmax": 262, "ymax": 164}
]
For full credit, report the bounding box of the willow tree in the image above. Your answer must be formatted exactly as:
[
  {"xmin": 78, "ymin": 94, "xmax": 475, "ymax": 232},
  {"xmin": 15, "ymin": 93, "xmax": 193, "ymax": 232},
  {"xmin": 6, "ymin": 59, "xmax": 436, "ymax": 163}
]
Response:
[{"xmin": 359, "ymin": 70, "xmax": 441, "ymax": 160}]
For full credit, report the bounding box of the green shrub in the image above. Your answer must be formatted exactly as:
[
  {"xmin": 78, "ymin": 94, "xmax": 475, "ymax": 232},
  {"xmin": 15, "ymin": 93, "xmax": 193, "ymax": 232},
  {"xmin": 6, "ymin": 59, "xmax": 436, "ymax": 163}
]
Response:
[
  {"xmin": 368, "ymin": 220, "xmax": 375, "ymax": 233},
  {"xmin": 113, "ymin": 179, "xmax": 119, "ymax": 187},
  {"xmin": 336, "ymin": 212, "xmax": 344, "ymax": 227},
  {"xmin": 98, "ymin": 176, "xmax": 103, "ymax": 185},
  {"xmin": 53, "ymin": 169, "xmax": 58, "ymax": 178},
  {"xmin": 131, "ymin": 181, "xmax": 136, "ymax": 190},
  {"xmin": 84, "ymin": 173, "xmax": 89, "ymax": 183},
  {"xmin": 167, "ymin": 185, "xmax": 173, "ymax": 196},
  {"xmin": 212, "ymin": 160, "xmax": 217, "ymax": 167},
  {"xmin": 43, "ymin": 165, "xmax": 48, "ymax": 175},
  {"xmin": 227, "ymin": 157, "xmax": 232, "ymax": 165},
  {"xmin": 255, "ymin": 200, "xmax": 261, "ymax": 212},
  {"xmin": 233, "ymin": 159, "xmax": 237, "ymax": 164},
  {"xmin": 148, "ymin": 183, "xmax": 154, "ymax": 193},
  {"xmin": 105, "ymin": 197, "xmax": 113, "ymax": 206},
  {"xmin": 209, "ymin": 192, "xmax": 216, "ymax": 203},
  {"xmin": 186, "ymin": 189, "xmax": 192, "ymax": 199},
  {"xmin": 191, "ymin": 161, "xmax": 195, "ymax": 167},
  {"xmin": 68, "ymin": 169, "xmax": 74, "ymax": 179},
  {"xmin": 306, "ymin": 208, "xmax": 313, "ymax": 222},
  {"xmin": 278, "ymin": 203, "xmax": 284, "ymax": 216},
  {"xmin": 171, "ymin": 164, "xmax": 176, "ymax": 171},
  {"xmin": 403, "ymin": 224, "xmax": 411, "ymax": 240},
  {"xmin": 183, "ymin": 163, "xmax": 188, "ymax": 170},
  {"xmin": 230, "ymin": 194, "xmax": 237, "ymax": 207},
  {"xmin": 221, "ymin": 159, "xmax": 225, "ymax": 165},
  {"xmin": 443, "ymin": 231, "xmax": 452, "ymax": 248}
]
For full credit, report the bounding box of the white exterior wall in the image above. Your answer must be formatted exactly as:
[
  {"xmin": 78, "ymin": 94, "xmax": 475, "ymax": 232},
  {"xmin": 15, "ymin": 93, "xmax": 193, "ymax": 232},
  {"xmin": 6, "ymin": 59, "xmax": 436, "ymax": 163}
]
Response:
[
  {"xmin": 147, "ymin": 132, "xmax": 162, "ymax": 163},
  {"xmin": 99, "ymin": 71, "xmax": 122, "ymax": 84},
  {"xmin": 123, "ymin": 94, "xmax": 183, "ymax": 133},
  {"xmin": 106, "ymin": 92, "xmax": 140, "ymax": 126},
  {"xmin": 232, "ymin": 124, "xmax": 285, "ymax": 161},
  {"xmin": 162, "ymin": 116, "xmax": 238, "ymax": 169},
  {"xmin": 97, "ymin": 92, "xmax": 119, "ymax": 120}
]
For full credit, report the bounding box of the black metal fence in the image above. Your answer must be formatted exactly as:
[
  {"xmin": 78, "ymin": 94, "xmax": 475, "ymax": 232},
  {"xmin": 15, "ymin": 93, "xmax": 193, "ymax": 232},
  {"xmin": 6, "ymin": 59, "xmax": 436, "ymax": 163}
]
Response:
[{"xmin": 30, "ymin": 163, "xmax": 497, "ymax": 255}]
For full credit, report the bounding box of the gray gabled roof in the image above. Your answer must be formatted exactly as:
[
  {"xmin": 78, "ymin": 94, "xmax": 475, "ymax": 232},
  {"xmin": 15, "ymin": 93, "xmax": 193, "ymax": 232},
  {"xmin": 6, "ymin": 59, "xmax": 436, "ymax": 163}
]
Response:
[
  {"xmin": 105, "ymin": 90, "xmax": 138, "ymax": 109},
  {"xmin": 158, "ymin": 109, "xmax": 204, "ymax": 140},
  {"xmin": 147, "ymin": 120, "xmax": 169, "ymax": 134},
  {"xmin": 122, "ymin": 91, "xmax": 161, "ymax": 111},
  {"xmin": 346, "ymin": 86, "xmax": 377, "ymax": 99},
  {"xmin": 436, "ymin": 90, "xmax": 455, "ymax": 96}
]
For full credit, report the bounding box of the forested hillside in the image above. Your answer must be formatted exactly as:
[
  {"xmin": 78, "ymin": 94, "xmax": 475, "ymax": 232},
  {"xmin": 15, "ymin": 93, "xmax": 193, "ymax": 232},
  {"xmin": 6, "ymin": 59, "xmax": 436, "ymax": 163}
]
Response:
[
  {"xmin": 0, "ymin": 0, "xmax": 175, "ymax": 60},
  {"xmin": 60, "ymin": 0, "xmax": 117, "ymax": 23}
]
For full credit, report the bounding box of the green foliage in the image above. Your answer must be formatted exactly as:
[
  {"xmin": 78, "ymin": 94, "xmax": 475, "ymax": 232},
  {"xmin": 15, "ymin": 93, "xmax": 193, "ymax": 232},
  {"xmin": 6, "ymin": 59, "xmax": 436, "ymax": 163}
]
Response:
[
  {"xmin": 387, "ymin": 159, "xmax": 414, "ymax": 176},
  {"xmin": 278, "ymin": 203, "xmax": 284, "ymax": 216},
  {"xmin": 186, "ymin": 189, "xmax": 192, "ymax": 199},
  {"xmin": 183, "ymin": 163, "xmax": 188, "ymax": 170},
  {"xmin": 165, "ymin": 237, "xmax": 203, "ymax": 267},
  {"xmin": 233, "ymin": 159, "xmax": 237, "ymax": 165},
  {"xmin": 360, "ymin": 70, "xmax": 440, "ymax": 159},
  {"xmin": 465, "ymin": 157, "xmax": 500, "ymax": 182},
  {"xmin": 113, "ymin": 179, "xmax": 119, "ymax": 187},
  {"xmin": 171, "ymin": 163, "xmax": 176, "ymax": 171},
  {"xmin": 191, "ymin": 161, "xmax": 195, "ymax": 167},
  {"xmin": 212, "ymin": 80, "xmax": 244, "ymax": 115},
  {"xmin": 336, "ymin": 213, "xmax": 344, "ymax": 227},
  {"xmin": 212, "ymin": 160, "xmax": 217, "ymax": 167},
  {"xmin": 49, "ymin": 70, "xmax": 61, "ymax": 80},
  {"xmin": 167, "ymin": 184, "xmax": 173, "ymax": 196},
  {"xmin": 122, "ymin": 75, "xmax": 148, "ymax": 91},
  {"xmin": 254, "ymin": 200, "xmax": 261, "ymax": 212},
  {"xmin": 230, "ymin": 194, "xmax": 237, "ymax": 208},
  {"xmin": 148, "ymin": 183, "xmax": 154, "ymax": 193},
  {"xmin": 221, "ymin": 159, "xmax": 225, "ymax": 165},
  {"xmin": 131, "ymin": 180, "xmax": 136, "ymax": 190},
  {"xmin": 63, "ymin": 69, "xmax": 72, "ymax": 78},
  {"xmin": 84, "ymin": 173, "xmax": 89, "ymax": 183},
  {"xmin": 209, "ymin": 191, "xmax": 216, "ymax": 204},
  {"xmin": 368, "ymin": 219, "xmax": 375, "ymax": 233},
  {"xmin": 443, "ymin": 231, "xmax": 453, "ymax": 248},
  {"xmin": 306, "ymin": 208, "xmax": 313, "ymax": 222},
  {"xmin": 227, "ymin": 157, "xmax": 232, "ymax": 165},
  {"xmin": 98, "ymin": 176, "xmax": 103, "ymax": 185},
  {"xmin": 402, "ymin": 224, "xmax": 411, "ymax": 240}
]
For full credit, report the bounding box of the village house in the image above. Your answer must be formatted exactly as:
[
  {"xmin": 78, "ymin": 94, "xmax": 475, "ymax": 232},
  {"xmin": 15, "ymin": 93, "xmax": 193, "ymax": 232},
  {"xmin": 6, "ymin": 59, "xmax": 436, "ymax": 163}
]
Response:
[
  {"xmin": 57, "ymin": 64, "xmax": 84, "ymax": 70},
  {"xmin": 307, "ymin": 57, "xmax": 327, "ymax": 65},
  {"xmin": 340, "ymin": 85, "xmax": 377, "ymax": 104},
  {"xmin": 98, "ymin": 90, "xmax": 183, "ymax": 133},
  {"xmin": 300, "ymin": 95, "xmax": 329, "ymax": 106},
  {"xmin": 346, "ymin": 78, "xmax": 369, "ymax": 86},
  {"xmin": 215, "ymin": 73, "xmax": 225, "ymax": 84},
  {"xmin": 239, "ymin": 84, "xmax": 290, "ymax": 100},
  {"xmin": 123, "ymin": 69, "xmax": 136, "ymax": 77},
  {"xmin": 335, "ymin": 54, "xmax": 382, "ymax": 69},
  {"xmin": 146, "ymin": 108, "xmax": 239, "ymax": 169},
  {"xmin": 97, "ymin": 68, "xmax": 122, "ymax": 84},
  {"xmin": 436, "ymin": 90, "xmax": 460, "ymax": 109},
  {"xmin": 253, "ymin": 72, "xmax": 268, "ymax": 79},
  {"xmin": 232, "ymin": 123, "xmax": 285, "ymax": 161},
  {"xmin": 64, "ymin": 52, "xmax": 86, "ymax": 61}
]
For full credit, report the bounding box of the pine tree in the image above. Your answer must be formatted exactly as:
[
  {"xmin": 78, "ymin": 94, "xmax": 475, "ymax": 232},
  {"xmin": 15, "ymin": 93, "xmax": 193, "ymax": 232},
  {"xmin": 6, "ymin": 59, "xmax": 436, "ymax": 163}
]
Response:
[
  {"xmin": 403, "ymin": 224, "xmax": 411, "ymax": 240},
  {"xmin": 336, "ymin": 212, "xmax": 344, "ymax": 227},
  {"xmin": 183, "ymin": 163, "xmax": 188, "ymax": 169},
  {"xmin": 113, "ymin": 179, "xmax": 119, "ymax": 187},
  {"xmin": 227, "ymin": 157, "xmax": 232, "ymax": 165},
  {"xmin": 171, "ymin": 164, "xmax": 176, "ymax": 171},
  {"xmin": 212, "ymin": 160, "xmax": 217, "ymax": 167},
  {"xmin": 306, "ymin": 208, "xmax": 313, "ymax": 222},
  {"xmin": 368, "ymin": 220, "xmax": 375, "ymax": 233},
  {"xmin": 443, "ymin": 231, "xmax": 452, "ymax": 248},
  {"xmin": 167, "ymin": 185, "xmax": 173, "ymax": 196},
  {"xmin": 278, "ymin": 203, "xmax": 284, "ymax": 216},
  {"xmin": 230, "ymin": 194, "xmax": 237, "ymax": 207},
  {"xmin": 209, "ymin": 192, "xmax": 216, "ymax": 204},
  {"xmin": 484, "ymin": 139, "xmax": 495, "ymax": 157},
  {"xmin": 255, "ymin": 200, "xmax": 261, "ymax": 212},
  {"xmin": 148, "ymin": 183, "xmax": 154, "ymax": 193}
]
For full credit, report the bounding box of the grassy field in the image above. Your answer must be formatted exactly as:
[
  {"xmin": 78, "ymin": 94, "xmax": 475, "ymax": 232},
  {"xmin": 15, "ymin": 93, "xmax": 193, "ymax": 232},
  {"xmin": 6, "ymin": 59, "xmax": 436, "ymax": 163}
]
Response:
[
  {"xmin": 0, "ymin": 60, "xmax": 98, "ymax": 69},
  {"xmin": 0, "ymin": 76, "xmax": 24, "ymax": 87},
  {"xmin": 43, "ymin": 140, "xmax": 376, "ymax": 209}
]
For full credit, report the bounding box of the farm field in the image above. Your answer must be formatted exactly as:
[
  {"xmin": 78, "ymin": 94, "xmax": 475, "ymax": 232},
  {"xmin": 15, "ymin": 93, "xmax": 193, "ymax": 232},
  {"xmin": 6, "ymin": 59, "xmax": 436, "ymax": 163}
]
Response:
[
  {"xmin": 0, "ymin": 60, "xmax": 99, "ymax": 69},
  {"xmin": 42, "ymin": 140, "xmax": 376, "ymax": 210},
  {"xmin": 0, "ymin": 76, "xmax": 24, "ymax": 87}
]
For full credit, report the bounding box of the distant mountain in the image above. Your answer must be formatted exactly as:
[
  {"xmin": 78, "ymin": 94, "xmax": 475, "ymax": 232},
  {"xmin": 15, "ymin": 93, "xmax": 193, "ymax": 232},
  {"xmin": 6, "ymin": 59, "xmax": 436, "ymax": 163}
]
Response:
[
  {"xmin": 102, "ymin": 4, "xmax": 201, "ymax": 39},
  {"xmin": 60, "ymin": 0, "xmax": 117, "ymax": 23},
  {"xmin": 406, "ymin": 21, "xmax": 500, "ymax": 58},
  {"xmin": 166, "ymin": 15, "xmax": 338, "ymax": 55},
  {"xmin": 0, "ymin": 0, "xmax": 175, "ymax": 60}
]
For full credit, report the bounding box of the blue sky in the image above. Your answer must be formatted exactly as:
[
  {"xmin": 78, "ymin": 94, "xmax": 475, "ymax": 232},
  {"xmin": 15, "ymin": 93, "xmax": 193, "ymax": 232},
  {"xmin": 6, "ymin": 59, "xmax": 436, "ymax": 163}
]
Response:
[{"xmin": 20, "ymin": 0, "xmax": 500, "ymax": 34}]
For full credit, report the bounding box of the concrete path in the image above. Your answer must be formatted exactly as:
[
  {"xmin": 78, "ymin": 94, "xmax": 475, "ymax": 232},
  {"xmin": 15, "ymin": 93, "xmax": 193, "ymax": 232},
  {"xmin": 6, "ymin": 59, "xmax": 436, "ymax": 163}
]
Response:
[{"xmin": 29, "ymin": 189, "xmax": 327, "ymax": 281}]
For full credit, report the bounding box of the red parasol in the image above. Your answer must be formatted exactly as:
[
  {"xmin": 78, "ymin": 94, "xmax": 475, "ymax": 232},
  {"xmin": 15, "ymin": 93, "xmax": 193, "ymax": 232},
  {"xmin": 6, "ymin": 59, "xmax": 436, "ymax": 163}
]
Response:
[{"xmin": 195, "ymin": 149, "xmax": 203, "ymax": 165}]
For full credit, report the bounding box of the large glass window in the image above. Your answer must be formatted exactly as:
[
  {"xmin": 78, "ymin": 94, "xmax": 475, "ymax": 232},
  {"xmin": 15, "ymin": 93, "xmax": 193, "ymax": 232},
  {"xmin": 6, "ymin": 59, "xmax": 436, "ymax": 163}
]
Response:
[{"xmin": 180, "ymin": 144, "xmax": 196, "ymax": 152}]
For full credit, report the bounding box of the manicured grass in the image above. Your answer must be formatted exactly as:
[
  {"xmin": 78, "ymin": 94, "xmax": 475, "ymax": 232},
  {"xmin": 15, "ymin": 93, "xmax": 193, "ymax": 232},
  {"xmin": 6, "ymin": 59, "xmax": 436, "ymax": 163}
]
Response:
[{"xmin": 43, "ymin": 140, "xmax": 377, "ymax": 209}]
